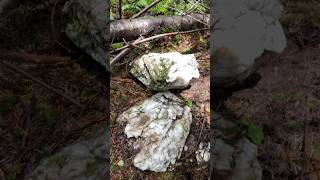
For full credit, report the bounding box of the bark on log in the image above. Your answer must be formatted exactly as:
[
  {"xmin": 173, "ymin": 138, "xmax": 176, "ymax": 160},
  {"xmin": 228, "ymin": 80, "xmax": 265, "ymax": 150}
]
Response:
[{"xmin": 110, "ymin": 13, "xmax": 209, "ymax": 42}]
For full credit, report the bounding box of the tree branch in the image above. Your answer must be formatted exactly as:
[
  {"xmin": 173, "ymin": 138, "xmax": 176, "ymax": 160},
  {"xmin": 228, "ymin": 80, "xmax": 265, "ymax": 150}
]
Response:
[{"xmin": 131, "ymin": 0, "xmax": 163, "ymax": 19}]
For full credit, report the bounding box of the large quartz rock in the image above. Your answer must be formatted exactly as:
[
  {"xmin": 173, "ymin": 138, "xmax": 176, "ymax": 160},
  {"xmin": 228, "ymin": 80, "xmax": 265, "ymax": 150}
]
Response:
[
  {"xmin": 117, "ymin": 92, "xmax": 192, "ymax": 172},
  {"xmin": 130, "ymin": 52, "xmax": 200, "ymax": 91},
  {"xmin": 211, "ymin": 112, "xmax": 262, "ymax": 180},
  {"xmin": 0, "ymin": 0, "xmax": 17, "ymax": 15},
  {"xmin": 26, "ymin": 129, "xmax": 108, "ymax": 180},
  {"xmin": 212, "ymin": 0, "xmax": 286, "ymax": 88},
  {"xmin": 63, "ymin": 0, "xmax": 109, "ymax": 70}
]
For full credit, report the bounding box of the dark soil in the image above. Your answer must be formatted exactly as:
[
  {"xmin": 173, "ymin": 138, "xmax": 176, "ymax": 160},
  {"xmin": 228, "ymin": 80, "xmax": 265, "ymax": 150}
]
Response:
[{"xmin": 0, "ymin": 1, "xmax": 108, "ymax": 179}]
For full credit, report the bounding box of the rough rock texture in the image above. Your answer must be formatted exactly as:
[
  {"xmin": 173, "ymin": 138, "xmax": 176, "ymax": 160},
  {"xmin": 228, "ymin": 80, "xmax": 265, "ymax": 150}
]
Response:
[
  {"xmin": 117, "ymin": 92, "xmax": 192, "ymax": 172},
  {"xmin": 63, "ymin": 0, "xmax": 108, "ymax": 70},
  {"xmin": 211, "ymin": 112, "xmax": 262, "ymax": 180},
  {"xmin": 130, "ymin": 52, "xmax": 200, "ymax": 91},
  {"xmin": 212, "ymin": 0, "xmax": 286, "ymax": 88},
  {"xmin": 26, "ymin": 129, "xmax": 108, "ymax": 180},
  {"xmin": 195, "ymin": 142, "xmax": 210, "ymax": 164},
  {"xmin": 0, "ymin": 0, "xmax": 16, "ymax": 15}
]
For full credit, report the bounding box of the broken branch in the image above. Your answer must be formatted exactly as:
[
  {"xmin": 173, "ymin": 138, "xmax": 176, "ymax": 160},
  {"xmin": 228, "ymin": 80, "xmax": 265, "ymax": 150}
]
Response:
[
  {"xmin": 111, "ymin": 28, "xmax": 209, "ymax": 54},
  {"xmin": 0, "ymin": 50, "xmax": 71, "ymax": 64},
  {"xmin": 131, "ymin": 0, "xmax": 163, "ymax": 19},
  {"xmin": 0, "ymin": 60, "xmax": 84, "ymax": 108}
]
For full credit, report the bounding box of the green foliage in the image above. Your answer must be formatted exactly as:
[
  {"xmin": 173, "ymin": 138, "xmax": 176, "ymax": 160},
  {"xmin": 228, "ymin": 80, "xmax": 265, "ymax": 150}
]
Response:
[
  {"xmin": 287, "ymin": 120, "xmax": 298, "ymax": 129},
  {"xmin": 185, "ymin": 100, "xmax": 193, "ymax": 108},
  {"xmin": 117, "ymin": 159, "xmax": 125, "ymax": 167},
  {"xmin": 111, "ymin": 42, "xmax": 124, "ymax": 50},
  {"xmin": 111, "ymin": 0, "xmax": 209, "ymax": 19},
  {"xmin": 240, "ymin": 118, "xmax": 264, "ymax": 145},
  {"xmin": 182, "ymin": 47, "xmax": 192, "ymax": 54}
]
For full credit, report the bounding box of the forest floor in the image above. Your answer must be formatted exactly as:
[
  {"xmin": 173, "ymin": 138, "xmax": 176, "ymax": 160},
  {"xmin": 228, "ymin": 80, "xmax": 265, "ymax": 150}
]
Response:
[
  {"xmin": 0, "ymin": 1, "xmax": 108, "ymax": 179},
  {"xmin": 225, "ymin": 39, "xmax": 320, "ymax": 179},
  {"xmin": 0, "ymin": 0, "xmax": 319, "ymax": 179},
  {"xmin": 110, "ymin": 32, "xmax": 211, "ymax": 180},
  {"xmin": 224, "ymin": 1, "xmax": 320, "ymax": 178}
]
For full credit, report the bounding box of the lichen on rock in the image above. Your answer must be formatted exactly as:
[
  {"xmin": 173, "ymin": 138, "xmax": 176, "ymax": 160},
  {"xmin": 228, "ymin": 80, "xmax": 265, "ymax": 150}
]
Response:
[
  {"xmin": 130, "ymin": 52, "xmax": 200, "ymax": 91},
  {"xmin": 63, "ymin": 0, "xmax": 108, "ymax": 70},
  {"xmin": 117, "ymin": 92, "xmax": 192, "ymax": 172}
]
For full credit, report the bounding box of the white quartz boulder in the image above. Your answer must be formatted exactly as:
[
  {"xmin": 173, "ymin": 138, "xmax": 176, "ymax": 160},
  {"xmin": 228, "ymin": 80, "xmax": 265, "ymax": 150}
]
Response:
[
  {"xmin": 130, "ymin": 52, "xmax": 200, "ymax": 91},
  {"xmin": 117, "ymin": 92, "xmax": 192, "ymax": 172},
  {"xmin": 212, "ymin": 0, "xmax": 286, "ymax": 87},
  {"xmin": 63, "ymin": 0, "xmax": 108, "ymax": 70}
]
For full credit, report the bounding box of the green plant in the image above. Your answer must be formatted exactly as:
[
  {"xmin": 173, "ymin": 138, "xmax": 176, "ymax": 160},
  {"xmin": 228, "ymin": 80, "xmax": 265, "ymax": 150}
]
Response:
[
  {"xmin": 240, "ymin": 118, "xmax": 264, "ymax": 145},
  {"xmin": 111, "ymin": 42, "xmax": 124, "ymax": 50},
  {"xmin": 111, "ymin": 0, "xmax": 209, "ymax": 18},
  {"xmin": 185, "ymin": 100, "xmax": 193, "ymax": 108}
]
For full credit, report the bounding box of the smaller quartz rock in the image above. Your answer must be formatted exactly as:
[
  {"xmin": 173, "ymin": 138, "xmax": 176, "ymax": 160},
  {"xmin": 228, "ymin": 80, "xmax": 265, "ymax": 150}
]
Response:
[
  {"xmin": 211, "ymin": 112, "xmax": 262, "ymax": 180},
  {"xmin": 117, "ymin": 92, "xmax": 192, "ymax": 172},
  {"xmin": 26, "ymin": 129, "xmax": 108, "ymax": 180},
  {"xmin": 130, "ymin": 52, "xmax": 200, "ymax": 91},
  {"xmin": 195, "ymin": 142, "xmax": 210, "ymax": 164}
]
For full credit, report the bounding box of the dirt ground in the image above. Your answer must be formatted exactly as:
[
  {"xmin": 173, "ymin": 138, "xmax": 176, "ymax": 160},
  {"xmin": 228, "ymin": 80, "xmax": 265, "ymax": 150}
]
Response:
[
  {"xmin": 225, "ymin": 35, "xmax": 320, "ymax": 180},
  {"xmin": 0, "ymin": 0, "xmax": 319, "ymax": 179},
  {"xmin": 225, "ymin": 39, "xmax": 320, "ymax": 179},
  {"xmin": 221, "ymin": 1, "xmax": 320, "ymax": 178},
  {"xmin": 0, "ymin": 1, "xmax": 108, "ymax": 179}
]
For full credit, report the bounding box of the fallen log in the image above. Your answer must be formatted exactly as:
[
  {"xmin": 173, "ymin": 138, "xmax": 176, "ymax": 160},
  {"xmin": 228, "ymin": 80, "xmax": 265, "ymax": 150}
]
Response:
[
  {"xmin": 0, "ymin": 50, "xmax": 71, "ymax": 64},
  {"xmin": 110, "ymin": 13, "xmax": 209, "ymax": 42}
]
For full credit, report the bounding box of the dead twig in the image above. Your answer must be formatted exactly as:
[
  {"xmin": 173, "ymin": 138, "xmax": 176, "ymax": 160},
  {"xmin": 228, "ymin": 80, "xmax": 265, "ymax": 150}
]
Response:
[
  {"xmin": 0, "ymin": 50, "xmax": 71, "ymax": 64},
  {"xmin": 118, "ymin": 0, "xmax": 122, "ymax": 19},
  {"xmin": 131, "ymin": 0, "xmax": 163, "ymax": 19},
  {"xmin": 0, "ymin": 60, "xmax": 84, "ymax": 108},
  {"xmin": 110, "ymin": 36, "xmax": 144, "ymax": 65},
  {"xmin": 111, "ymin": 28, "xmax": 209, "ymax": 54},
  {"xmin": 68, "ymin": 118, "xmax": 107, "ymax": 134},
  {"xmin": 196, "ymin": 116, "xmax": 206, "ymax": 146}
]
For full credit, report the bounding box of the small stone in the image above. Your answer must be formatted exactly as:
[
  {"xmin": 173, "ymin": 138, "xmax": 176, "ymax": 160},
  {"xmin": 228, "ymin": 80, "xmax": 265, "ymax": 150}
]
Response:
[{"xmin": 195, "ymin": 142, "xmax": 210, "ymax": 164}]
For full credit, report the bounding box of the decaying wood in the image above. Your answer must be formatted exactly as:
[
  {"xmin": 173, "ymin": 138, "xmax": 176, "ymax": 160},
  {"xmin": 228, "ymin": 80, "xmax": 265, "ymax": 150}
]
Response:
[
  {"xmin": 0, "ymin": 50, "xmax": 71, "ymax": 64},
  {"xmin": 110, "ymin": 13, "xmax": 209, "ymax": 42}
]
